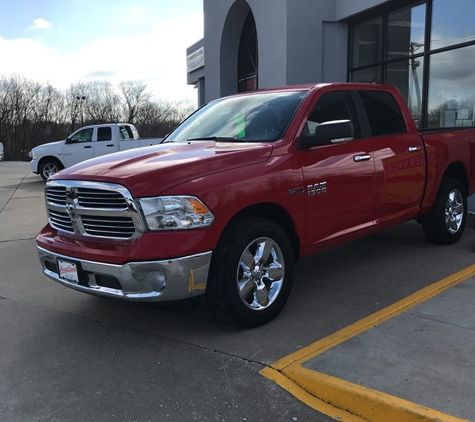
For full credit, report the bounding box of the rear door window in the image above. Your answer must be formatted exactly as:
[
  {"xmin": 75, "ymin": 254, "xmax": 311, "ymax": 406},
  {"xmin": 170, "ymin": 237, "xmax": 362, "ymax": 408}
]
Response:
[
  {"xmin": 119, "ymin": 125, "xmax": 134, "ymax": 140},
  {"xmin": 358, "ymin": 90, "xmax": 407, "ymax": 136},
  {"xmin": 97, "ymin": 127, "xmax": 112, "ymax": 142}
]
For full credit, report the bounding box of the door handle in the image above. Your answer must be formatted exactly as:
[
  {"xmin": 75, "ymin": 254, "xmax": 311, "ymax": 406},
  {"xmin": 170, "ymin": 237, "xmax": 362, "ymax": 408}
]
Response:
[
  {"xmin": 106, "ymin": 144, "xmax": 114, "ymax": 147},
  {"xmin": 84, "ymin": 145, "xmax": 92, "ymax": 149},
  {"xmin": 353, "ymin": 154, "xmax": 371, "ymax": 162},
  {"xmin": 408, "ymin": 146, "xmax": 422, "ymax": 152}
]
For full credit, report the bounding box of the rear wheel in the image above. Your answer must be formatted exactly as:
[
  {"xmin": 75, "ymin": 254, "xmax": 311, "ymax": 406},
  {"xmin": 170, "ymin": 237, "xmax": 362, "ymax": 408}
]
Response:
[
  {"xmin": 39, "ymin": 158, "xmax": 63, "ymax": 181},
  {"xmin": 422, "ymin": 177, "xmax": 467, "ymax": 244},
  {"xmin": 207, "ymin": 217, "xmax": 294, "ymax": 327}
]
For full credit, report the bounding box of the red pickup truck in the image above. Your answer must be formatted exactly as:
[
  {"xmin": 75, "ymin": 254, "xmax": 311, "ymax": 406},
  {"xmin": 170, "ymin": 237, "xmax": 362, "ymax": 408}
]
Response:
[{"xmin": 36, "ymin": 83, "xmax": 475, "ymax": 327}]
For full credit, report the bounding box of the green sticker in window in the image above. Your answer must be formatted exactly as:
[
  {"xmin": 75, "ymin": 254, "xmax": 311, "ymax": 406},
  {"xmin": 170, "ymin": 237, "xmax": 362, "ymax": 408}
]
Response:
[{"xmin": 236, "ymin": 114, "xmax": 246, "ymax": 138}]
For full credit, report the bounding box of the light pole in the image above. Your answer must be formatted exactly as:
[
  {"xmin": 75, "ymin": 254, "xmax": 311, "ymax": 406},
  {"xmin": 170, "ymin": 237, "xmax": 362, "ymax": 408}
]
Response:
[
  {"xmin": 409, "ymin": 42, "xmax": 423, "ymax": 119},
  {"xmin": 76, "ymin": 95, "xmax": 86, "ymax": 126}
]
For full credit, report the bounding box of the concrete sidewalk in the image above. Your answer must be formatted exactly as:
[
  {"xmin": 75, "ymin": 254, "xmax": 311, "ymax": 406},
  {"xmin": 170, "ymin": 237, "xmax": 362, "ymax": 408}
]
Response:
[
  {"xmin": 263, "ymin": 267, "xmax": 475, "ymax": 422},
  {"xmin": 0, "ymin": 161, "xmax": 46, "ymax": 242}
]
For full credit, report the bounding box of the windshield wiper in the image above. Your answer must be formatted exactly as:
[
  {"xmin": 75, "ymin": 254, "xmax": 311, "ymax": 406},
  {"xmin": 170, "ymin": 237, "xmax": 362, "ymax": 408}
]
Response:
[{"xmin": 186, "ymin": 136, "xmax": 248, "ymax": 142}]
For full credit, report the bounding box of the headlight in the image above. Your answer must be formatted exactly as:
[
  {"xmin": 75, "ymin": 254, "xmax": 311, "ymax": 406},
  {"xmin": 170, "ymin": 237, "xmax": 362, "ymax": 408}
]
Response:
[
  {"xmin": 29, "ymin": 151, "xmax": 35, "ymax": 159},
  {"xmin": 138, "ymin": 196, "xmax": 215, "ymax": 231}
]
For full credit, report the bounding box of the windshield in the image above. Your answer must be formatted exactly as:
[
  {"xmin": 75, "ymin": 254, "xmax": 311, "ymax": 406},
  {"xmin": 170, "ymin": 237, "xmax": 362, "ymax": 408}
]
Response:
[{"xmin": 164, "ymin": 90, "xmax": 307, "ymax": 143}]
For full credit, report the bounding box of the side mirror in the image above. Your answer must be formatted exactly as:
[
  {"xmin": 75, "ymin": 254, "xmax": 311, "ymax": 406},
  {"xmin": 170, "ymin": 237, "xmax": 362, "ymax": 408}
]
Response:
[
  {"xmin": 65, "ymin": 137, "xmax": 72, "ymax": 144},
  {"xmin": 298, "ymin": 120, "xmax": 354, "ymax": 150}
]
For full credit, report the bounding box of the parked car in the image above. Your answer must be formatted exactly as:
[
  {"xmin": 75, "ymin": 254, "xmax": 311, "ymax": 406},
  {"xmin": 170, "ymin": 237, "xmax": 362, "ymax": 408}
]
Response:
[
  {"xmin": 35, "ymin": 83, "xmax": 475, "ymax": 327},
  {"xmin": 29, "ymin": 123, "xmax": 163, "ymax": 180}
]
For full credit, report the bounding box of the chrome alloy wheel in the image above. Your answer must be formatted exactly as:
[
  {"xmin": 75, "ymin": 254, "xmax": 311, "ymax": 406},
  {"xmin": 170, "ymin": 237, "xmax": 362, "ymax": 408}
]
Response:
[
  {"xmin": 236, "ymin": 236, "xmax": 285, "ymax": 310},
  {"xmin": 42, "ymin": 162, "xmax": 59, "ymax": 179},
  {"xmin": 445, "ymin": 189, "xmax": 464, "ymax": 234}
]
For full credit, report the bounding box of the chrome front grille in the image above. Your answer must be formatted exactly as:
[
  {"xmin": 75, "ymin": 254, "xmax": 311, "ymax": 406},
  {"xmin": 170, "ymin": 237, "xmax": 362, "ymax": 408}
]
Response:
[
  {"xmin": 48, "ymin": 210, "xmax": 74, "ymax": 232},
  {"xmin": 46, "ymin": 186, "xmax": 67, "ymax": 205},
  {"xmin": 77, "ymin": 188, "xmax": 128, "ymax": 209},
  {"xmin": 45, "ymin": 180, "xmax": 144, "ymax": 240},
  {"xmin": 81, "ymin": 215, "xmax": 136, "ymax": 238}
]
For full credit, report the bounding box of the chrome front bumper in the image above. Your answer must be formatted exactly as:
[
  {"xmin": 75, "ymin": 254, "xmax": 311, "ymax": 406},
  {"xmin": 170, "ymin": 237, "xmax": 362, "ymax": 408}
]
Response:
[{"xmin": 37, "ymin": 246, "xmax": 212, "ymax": 301}]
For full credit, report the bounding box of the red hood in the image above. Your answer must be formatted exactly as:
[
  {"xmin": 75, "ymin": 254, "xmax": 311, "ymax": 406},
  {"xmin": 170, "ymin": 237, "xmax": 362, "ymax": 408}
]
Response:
[{"xmin": 51, "ymin": 141, "xmax": 273, "ymax": 197}]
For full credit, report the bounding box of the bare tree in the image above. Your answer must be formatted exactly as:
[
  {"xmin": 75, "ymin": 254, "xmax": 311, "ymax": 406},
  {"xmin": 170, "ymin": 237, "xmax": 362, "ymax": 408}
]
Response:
[
  {"xmin": 118, "ymin": 80, "xmax": 152, "ymax": 124},
  {"xmin": 0, "ymin": 75, "xmax": 43, "ymax": 159},
  {"xmin": 135, "ymin": 99, "xmax": 178, "ymax": 137},
  {"xmin": 30, "ymin": 83, "xmax": 68, "ymax": 142},
  {"xmin": 171, "ymin": 100, "xmax": 197, "ymax": 123},
  {"xmin": 65, "ymin": 82, "xmax": 90, "ymax": 132},
  {"xmin": 0, "ymin": 73, "xmax": 198, "ymax": 160},
  {"xmin": 82, "ymin": 81, "xmax": 122, "ymax": 123}
]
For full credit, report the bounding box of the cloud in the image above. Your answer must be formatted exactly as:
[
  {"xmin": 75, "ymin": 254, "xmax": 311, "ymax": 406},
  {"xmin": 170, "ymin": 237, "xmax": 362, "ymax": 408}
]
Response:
[
  {"xmin": 87, "ymin": 70, "xmax": 117, "ymax": 78},
  {"xmin": 0, "ymin": 36, "xmax": 59, "ymax": 75},
  {"xmin": 0, "ymin": 13, "xmax": 203, "ymax": 103},
  {"xmin": 31, "ymin": 18, "xmax": 52, "ymax": 30}
]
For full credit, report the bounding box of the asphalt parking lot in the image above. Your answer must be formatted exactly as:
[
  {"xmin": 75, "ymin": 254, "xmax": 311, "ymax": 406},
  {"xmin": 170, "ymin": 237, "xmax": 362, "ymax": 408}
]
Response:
[{"xmin": 1, "ymin": 161, "xmax": 474, "ymax": 422}]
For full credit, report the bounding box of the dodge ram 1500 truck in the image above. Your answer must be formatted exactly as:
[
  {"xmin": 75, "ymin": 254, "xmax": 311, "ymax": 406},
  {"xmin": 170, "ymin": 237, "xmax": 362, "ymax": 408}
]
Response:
[
  {"xmin": 35, "ymin": 83, "xmax": 475, "ymax": 327},
  {"xmin": 29, "ymin": 123, "xmax": 163, "ymax": 180}
]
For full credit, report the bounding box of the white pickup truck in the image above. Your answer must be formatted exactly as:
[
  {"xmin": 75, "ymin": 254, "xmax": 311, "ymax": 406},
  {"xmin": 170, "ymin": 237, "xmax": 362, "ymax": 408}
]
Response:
[{"xmin": 29, "ymin": 123, "xmax": 163, "ymax": 180}]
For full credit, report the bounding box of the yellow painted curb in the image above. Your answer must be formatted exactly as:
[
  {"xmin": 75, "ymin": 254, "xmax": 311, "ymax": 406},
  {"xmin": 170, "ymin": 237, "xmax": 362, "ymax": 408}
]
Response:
[
  {"xmin": 261, "ymin": 264, "xmax": 475, "ymax": 422},
  {"xmin": 283, "ymin": 366, "xmax": 470, "ymax": 422},
  {"xmin": 261, "ymin": 367, "xmax": 367, "ymax": 422}
]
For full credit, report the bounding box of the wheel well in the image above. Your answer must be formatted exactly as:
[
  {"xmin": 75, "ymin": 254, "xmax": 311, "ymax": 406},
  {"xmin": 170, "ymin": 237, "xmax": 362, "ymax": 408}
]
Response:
[
  {"xmin": 38, "ymin": 156, "xmax": 64, "ymax": 171},
  {"xmin": 443, "ymin": 162, "xmax": 468, "ymax": 194},
  {"xmin": 230, "ymin": 203, "xmax": 300, "ymax": 261}
]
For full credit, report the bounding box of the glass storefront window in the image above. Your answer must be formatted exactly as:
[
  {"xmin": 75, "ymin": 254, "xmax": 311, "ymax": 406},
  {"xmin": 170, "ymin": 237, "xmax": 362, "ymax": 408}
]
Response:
[
  {"xmin": 349, "ymin": 1, "xmax": 475, "ymax": 128},
  {"xmin": 352, "ymin": 17, "xmax": 383, "ymax": 68},
  {"xmin": 350, "ymin": 66, "xmax": 382, "ymax": 84},
  {"xmin": 427, "ymin": 45, "xmax": 475, "ymax": 128},
  {"xmin": 387, "ymin": 3, "xmax": 426, "ymax": 60},
  {"xmin": 431, "ymin": 0, "xmax": 475, "ymax": 50},
  {"xmin": 386, "ymin": 57, "xmax": 424, "ymax": 125}
]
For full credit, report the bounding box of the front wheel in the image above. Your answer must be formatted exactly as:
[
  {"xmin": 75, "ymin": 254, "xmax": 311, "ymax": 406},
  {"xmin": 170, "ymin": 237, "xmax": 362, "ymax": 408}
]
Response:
[
  {"xmin": 206, "ymin": 217, "xmax": 294, "ymax": 327},
  {"xmin": 39, "ymin": 158, "xmax": 63, "ymax": 181},
  {"xmin": 422, "ymin": 177, "xmax": 467, "ymax": 244}
]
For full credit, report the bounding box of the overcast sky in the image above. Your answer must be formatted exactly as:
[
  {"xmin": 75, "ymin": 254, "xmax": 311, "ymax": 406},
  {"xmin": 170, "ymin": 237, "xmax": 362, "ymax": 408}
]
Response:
[{"xmin": 0, "ymin": 0, "xmax": 204, "ymax": 103}]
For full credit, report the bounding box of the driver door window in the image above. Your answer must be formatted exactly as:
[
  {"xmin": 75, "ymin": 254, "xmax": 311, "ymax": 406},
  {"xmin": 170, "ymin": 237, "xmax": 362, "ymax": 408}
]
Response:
[
  {"xmin": 69, "ymin": 128, "xmax": 94, "ymax": 143},
  {"xmin": 63, "ymin": 128, "xmax": 94, "ymax": 167},
  {"xmin": 304, "ymin": 91, "xmax": 361, "ymax": 138}
]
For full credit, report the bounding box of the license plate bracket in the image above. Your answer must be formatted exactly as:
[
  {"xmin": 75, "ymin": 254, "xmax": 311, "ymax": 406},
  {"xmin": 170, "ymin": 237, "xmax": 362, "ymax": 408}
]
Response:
[{"xmin": 58, "ymin": 259, "xmax": 79, "ymax": 284}]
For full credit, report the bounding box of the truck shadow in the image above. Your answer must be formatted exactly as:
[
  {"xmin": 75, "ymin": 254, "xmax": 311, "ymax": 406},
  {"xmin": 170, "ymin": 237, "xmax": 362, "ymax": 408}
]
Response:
[{"xmin": 43, "ymin": 220, "xmax": 475, "ymax": 365}]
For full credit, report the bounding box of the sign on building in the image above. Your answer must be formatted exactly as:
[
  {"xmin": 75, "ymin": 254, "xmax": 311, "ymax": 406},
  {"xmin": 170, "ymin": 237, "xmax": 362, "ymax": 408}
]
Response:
[{"xmin": 187, "ymin": 47, "xmax": 205, "ymax": 73}]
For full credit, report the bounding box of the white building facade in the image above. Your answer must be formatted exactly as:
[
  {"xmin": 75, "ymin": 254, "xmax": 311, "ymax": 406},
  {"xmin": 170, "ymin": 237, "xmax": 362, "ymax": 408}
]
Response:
[{"xmin": 187, "ymin": 0, "xmax": 475, "ymax": 128}]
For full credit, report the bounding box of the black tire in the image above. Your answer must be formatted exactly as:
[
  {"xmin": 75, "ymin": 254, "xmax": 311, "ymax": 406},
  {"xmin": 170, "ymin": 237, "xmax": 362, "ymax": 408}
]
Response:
[
  {"xmin": 39, "ymin": 158, "xmax": 63, "ymax": 181},
  {"xmin": 206, "ymin": 217, "xmax": 294, "ymax": 327},
  {"xmin": 422, "ymin": 177, "xmax": 467, "ymax": 244}
]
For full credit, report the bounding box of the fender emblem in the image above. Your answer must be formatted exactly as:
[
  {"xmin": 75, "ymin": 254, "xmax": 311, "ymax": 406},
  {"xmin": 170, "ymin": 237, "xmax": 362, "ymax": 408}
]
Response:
[{"xmin": 307, "ymin": 182, "xmax": 327, "ymax": 196}]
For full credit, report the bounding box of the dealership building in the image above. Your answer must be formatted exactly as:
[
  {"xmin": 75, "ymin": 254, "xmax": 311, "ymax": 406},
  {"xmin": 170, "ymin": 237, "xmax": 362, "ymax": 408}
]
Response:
[{"xmin": 187, "ymin": 0, "xmax": 475, "ymax": 128}]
